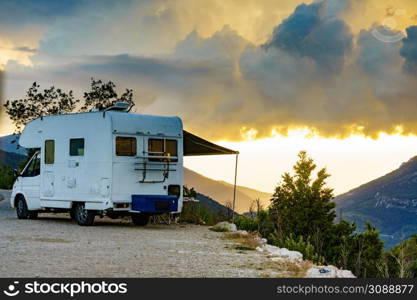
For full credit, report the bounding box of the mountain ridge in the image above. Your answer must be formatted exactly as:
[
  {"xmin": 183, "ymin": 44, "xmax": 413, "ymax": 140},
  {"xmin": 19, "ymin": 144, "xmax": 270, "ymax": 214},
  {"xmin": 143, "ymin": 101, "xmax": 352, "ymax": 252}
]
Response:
[
  {"xmin": 0, "ymin": 149, "xmax": 26, "ymax": 169},
  {"xmin": 334, "ymin": 155, "xmax": 417, "ymax": 248}
]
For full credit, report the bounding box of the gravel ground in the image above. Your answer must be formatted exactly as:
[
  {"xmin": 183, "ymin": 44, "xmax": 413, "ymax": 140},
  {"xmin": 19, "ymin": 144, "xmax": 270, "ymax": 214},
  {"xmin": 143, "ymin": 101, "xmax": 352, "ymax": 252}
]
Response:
[{"xmin": 0, "ymin": 190, "xmax": 277, "ymax": 278}]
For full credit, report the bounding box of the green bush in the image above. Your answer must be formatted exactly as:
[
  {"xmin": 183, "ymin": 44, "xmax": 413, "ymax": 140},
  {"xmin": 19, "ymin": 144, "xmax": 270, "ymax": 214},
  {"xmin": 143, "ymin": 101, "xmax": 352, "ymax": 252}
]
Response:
[
  {"xmin": 0, "ymin": 165, "xmax": 15, "ymax": 189},
  {"xmin": 274, "ymin": 233, "xmax": 324, "ymax": 263},
  {"xmin": 179, "ymin": 201, "xmax": 220, "ymax": 225},
  {"xmin": 382, "ymin": 234, "xmax": 417, "ymax": 278},
  {"xmin": 234, "ymin": 215, "xmax": 258, "ymax": 232},
  {"xmin": 256, "ymin": 210, "xmax": 275, "ymax": 240}
]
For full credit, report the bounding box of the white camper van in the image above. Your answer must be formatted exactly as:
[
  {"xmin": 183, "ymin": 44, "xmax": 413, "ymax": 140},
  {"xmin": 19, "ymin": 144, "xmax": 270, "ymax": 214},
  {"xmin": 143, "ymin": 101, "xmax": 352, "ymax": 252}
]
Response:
[
  {"xmin": 10, "ymin": 104, "xmax": 186, "ymax": 226},
  {"xmin": 10, "ymin": 104, "xmax": 239, "ymax": 226}
]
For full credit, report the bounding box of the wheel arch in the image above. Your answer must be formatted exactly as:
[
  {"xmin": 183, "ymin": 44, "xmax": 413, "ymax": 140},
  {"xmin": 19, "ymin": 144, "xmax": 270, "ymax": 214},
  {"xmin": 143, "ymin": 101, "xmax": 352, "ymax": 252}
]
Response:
[{"xmin": 13, "ymin": 193, "xmax": 25, "ymax": 207}]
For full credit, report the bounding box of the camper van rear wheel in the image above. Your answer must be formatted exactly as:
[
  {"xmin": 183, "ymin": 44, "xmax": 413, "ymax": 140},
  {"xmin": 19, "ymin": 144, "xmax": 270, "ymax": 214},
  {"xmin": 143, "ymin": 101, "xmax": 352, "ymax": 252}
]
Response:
[
  {"xmin": 69, "ymin": 209, "xmax": 75, "ymax": 220},
  {"xmin": 74, "ymin": 203, "xmax": 95, "ymax": 226},
  {"xmin": 131, "ymin": 213, "xmax": 150, "ymax": 226},
  {"xmin": 16, "ymin": 197, "xmax": 38, "ymax": 220}
]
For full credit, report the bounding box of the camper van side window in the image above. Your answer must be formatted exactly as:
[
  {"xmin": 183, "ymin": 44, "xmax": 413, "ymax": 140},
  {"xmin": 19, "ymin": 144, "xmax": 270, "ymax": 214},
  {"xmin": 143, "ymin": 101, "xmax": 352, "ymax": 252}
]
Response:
[
  {"xmin": 69, "ymin": 138, "xmax": 84, "ymax": 156},
  {"xmin": 116, "ymin": 137, "xmax": 137, "ymax": 156},
  {"xmin": 165, "ymin": 139, "xmax": 178, "ymax": 158},
  {"xmin": 45, "ymin": 140, "xmax": 55, "ymax": 164},
  {"xmin": 148, "ymin": 138, "xmax": 178, "ymax": 162},
  {"xmin": 148, "ymin": 139, "xmax": 164, "ymax": 154}
]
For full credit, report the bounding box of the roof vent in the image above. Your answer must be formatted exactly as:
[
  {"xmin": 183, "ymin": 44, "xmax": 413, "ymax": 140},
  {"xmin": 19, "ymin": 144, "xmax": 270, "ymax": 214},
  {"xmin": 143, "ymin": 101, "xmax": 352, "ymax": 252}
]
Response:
[{"xmin": 104, "ymin": 102, "xmax": 131, "ymax": 112}]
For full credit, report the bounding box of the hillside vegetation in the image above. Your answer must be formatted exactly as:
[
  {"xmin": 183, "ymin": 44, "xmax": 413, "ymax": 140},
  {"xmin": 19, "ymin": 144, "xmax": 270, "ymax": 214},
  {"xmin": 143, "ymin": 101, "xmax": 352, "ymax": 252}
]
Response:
[
  {"xmin": 233, "ymin": 151, "xmax": 417, "ymax": 278},
  {"xmin": 334, "ymin": 156, "xmax": 417, "ymax": 248}
]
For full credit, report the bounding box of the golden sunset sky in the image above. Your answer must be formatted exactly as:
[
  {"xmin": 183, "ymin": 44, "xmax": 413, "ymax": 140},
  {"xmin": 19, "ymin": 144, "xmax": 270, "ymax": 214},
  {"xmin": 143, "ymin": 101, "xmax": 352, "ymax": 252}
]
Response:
[{"xmin": 1, "ymin": 0, "xmax": 417, "ymax": 195}]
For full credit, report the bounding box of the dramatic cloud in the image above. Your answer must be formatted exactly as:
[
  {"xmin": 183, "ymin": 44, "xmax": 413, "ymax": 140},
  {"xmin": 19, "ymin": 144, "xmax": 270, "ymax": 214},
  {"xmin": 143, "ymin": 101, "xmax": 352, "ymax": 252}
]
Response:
[
  {"xmin": 265, "ymin": 1, "xmax": 353, "ymax": 73},
  {"xmin": 2, "ymin": 0, "xmax": 417, "ymax": 139},
  {"xmin": 400, "ymin": 26, "xmax": 417, "ymax": 74},
  {"xmin": 32, "ymin": 0, "xmax": 308, "ymax": 58},
  {"xmin": 357, "ymin": 26, "xmax": 403, "ymax": 74},
  {"xmin": 0, "ymin": 0, "xmax": 78, "ymax": 68}
]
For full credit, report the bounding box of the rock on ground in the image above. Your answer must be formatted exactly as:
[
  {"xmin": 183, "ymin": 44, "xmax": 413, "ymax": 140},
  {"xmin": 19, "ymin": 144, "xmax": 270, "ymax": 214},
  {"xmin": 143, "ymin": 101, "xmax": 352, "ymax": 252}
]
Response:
[
  {"xmin": 305, "ymin": 265, "xmax": 356, "ymax": 278},
  {"xmin": 253, "ymin": 237, "xmax": 355, "ymax": 278},
  {"xmin": 211, "ymin": 221, "xmax": 237, "ymax": 232},
  {"xmin": 256, "ymin": 244, "xmax": 303, "ymax": 261}
]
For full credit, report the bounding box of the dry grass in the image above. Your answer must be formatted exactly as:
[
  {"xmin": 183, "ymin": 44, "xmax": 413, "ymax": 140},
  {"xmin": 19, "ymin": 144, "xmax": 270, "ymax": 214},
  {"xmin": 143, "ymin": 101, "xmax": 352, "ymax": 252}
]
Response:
[
  {"xmin": 223, "ymin": 232, "xmax": 263, "ymax": 250},
  {"xmin": 224, "ymin": 231, "xmax": 313, "ymax": 277},
  {"xmin": 236, "ymin": 259, "xmax": 313, "ymax": 278},
  {"xmin": 258, "ymin": 260, "xmax": 313, "ymax": 278},
  {"xmin": 233, "ymin": 245, "xmax": 255, "ymax": 251}
]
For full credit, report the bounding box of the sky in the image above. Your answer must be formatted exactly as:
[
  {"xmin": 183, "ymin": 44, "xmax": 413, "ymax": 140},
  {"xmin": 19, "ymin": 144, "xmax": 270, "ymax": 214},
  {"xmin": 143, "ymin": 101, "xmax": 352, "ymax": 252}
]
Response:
[{"xmin": 1, "ymin": 0, "xmax": 417, "ymax": 196}]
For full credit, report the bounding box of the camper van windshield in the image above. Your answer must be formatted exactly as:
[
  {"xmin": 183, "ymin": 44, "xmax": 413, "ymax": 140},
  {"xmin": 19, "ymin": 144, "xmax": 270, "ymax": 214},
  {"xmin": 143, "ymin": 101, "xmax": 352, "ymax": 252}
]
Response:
[
  {"xmin": 148, "ymin": 138, "xmax": 178, "ymax": 162},
  {"xmin": 22, "ymin": 153, "xmax": 40, "ymax": 177}
]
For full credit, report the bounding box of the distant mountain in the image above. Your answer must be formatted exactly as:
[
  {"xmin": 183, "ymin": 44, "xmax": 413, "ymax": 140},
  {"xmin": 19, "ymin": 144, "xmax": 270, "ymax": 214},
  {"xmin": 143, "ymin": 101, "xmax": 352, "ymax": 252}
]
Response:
[
  {"xmin": 0, "ymin": 135, "xmax": 28, "ymax": 169},
  {"xmin": 334, "ymin": 156, "xmax": 417, "ymax": 249},
  {"xmin": 0, "ymin": 149, "xmax": 26, "ymax": 169},
  {"xmin": 194, "ymin": 193, "xmax": 234, "ymax": 216},
  {"xmin": 184, "ymin": 168, "xmax": 271, "ymax": 213},
  {"xmin": 0, "ymin": 134, "xmax": 26, "ymax": 155}
]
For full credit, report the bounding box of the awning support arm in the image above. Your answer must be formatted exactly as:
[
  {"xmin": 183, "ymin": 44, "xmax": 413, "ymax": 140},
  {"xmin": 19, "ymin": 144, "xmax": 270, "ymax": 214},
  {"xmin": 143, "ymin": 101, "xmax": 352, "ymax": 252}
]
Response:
[{"xmin": 232, "ymin": 153, "xmax": 239, "ymax": 223}]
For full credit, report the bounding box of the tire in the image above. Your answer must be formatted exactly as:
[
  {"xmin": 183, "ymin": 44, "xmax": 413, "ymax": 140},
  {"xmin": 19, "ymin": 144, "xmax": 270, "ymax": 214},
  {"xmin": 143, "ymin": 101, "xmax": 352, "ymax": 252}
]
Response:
[
  {"xmin": 131, "ymin": 213, "xmax": 150, "ymax": 226},
  {"xmin": 69, "ymin": 209, "xmax": 75, "ymax": 220},
  {"xmin": 16, "ymin": 197, "xmax": 38, "ymax": 220},
  {"xmin": 74, "ymin": 203, "xmax": 95, "ymax": 226}
]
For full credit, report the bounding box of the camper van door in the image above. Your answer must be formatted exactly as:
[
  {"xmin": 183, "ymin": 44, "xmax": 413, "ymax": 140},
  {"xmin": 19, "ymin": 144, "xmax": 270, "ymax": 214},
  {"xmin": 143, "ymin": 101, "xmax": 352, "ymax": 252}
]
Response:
[{"xmin": 19, "ymin": 152, "xmax": 41, "ymax": 210}]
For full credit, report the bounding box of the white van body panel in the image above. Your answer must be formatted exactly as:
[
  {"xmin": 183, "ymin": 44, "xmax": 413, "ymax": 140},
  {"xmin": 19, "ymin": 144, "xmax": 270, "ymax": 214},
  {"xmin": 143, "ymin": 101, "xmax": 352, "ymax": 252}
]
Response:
[{"xmin": 11, "ymin": 111, "xmax": 184, "ymax": 214}]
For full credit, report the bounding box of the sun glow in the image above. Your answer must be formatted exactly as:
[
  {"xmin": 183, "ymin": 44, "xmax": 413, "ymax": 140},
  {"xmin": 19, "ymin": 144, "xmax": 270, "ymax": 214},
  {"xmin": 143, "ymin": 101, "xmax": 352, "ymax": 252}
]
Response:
[
  {"xmin": 184, "ymin": 130, "xmax": 417, "ymax": 198},
  {"xmin": 0, "ymin": 39, "xmax": 35, "ymax": 70}
]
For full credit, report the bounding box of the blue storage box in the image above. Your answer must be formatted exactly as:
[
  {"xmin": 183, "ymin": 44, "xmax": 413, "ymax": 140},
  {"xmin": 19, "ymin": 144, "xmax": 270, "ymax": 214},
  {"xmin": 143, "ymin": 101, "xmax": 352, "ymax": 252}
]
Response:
[{"xmin": 131, "ymin": 195, "xmax": 178, "ymax": 213}]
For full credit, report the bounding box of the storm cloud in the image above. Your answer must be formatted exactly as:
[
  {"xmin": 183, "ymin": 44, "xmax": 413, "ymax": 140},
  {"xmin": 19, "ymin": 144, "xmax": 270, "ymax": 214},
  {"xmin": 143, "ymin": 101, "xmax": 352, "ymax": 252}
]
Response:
[
  {"xmin": 400, "ymin": 26, "xmax": 417, "ymax": 74},
  {"xmin": 2, "ymin": 0, "xmax": 417, "ymax": 140},
  {"xmin": 265, "ymin": 1, "xmax": 353, "ymax": 73}
]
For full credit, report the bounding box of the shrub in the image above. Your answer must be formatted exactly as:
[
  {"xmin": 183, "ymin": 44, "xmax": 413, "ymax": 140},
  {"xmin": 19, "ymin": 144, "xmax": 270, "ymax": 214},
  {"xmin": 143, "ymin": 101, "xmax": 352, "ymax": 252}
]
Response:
[
  {"xmin": 234, "ymin": 215, "xmax": 258, "ymax": 232},
  {"xmin": 0, "ymin": 165, "xmax": 15, "ymax": 189},
  {"xmin": 179, "ymin": 201, "xmax": 221, "ymax": 225},
  {"xmin": 234, "ymin": 210, "xmax": 275, "ymax": 240},
  {"xmin": 274, "ymin": 233, "xmax": 324, "ymax": 264}
]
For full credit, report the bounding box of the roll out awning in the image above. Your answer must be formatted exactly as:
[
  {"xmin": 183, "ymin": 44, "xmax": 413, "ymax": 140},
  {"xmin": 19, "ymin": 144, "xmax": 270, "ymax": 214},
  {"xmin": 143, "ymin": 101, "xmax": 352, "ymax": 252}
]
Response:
[
  {"xmin": 182, "ymin": 130, "xmax": 239, "ymax": 222},
  {"xmin": 183, "ymin": 130, "xmax": 238, "ymax": 156}
]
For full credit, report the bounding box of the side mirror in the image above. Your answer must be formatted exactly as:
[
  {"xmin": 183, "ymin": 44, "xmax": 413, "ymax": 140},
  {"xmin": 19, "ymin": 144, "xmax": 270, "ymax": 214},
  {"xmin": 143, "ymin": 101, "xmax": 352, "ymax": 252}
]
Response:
[{"xmin": 13, "ymin": 169, "xmax": 19, "ymax": 178}]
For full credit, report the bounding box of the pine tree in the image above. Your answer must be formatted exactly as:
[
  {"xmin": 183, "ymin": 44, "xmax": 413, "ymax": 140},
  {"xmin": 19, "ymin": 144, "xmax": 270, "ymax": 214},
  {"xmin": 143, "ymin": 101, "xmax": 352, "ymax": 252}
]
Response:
[{"xmin": 270, "ymin": 151, "xmax": 336, "ymax": 249}]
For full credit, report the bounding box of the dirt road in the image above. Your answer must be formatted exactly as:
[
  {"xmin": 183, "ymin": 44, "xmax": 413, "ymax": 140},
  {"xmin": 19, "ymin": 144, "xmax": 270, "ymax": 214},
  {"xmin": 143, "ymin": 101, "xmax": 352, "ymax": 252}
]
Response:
[{"xmin": 0, "ymin": 190, "xmax": 278, "ymax": 277}]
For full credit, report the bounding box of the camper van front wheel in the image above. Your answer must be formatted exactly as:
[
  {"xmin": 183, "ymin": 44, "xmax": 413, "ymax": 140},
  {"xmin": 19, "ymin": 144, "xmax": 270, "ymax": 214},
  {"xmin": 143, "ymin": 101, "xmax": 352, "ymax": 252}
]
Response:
[
  {"xmin": 16, "ymin": 197, "xmax": 38, "ymax": 220},
  {"xmin": 74, "ymin": 203, "xmax": 95, "ymax": 226}
]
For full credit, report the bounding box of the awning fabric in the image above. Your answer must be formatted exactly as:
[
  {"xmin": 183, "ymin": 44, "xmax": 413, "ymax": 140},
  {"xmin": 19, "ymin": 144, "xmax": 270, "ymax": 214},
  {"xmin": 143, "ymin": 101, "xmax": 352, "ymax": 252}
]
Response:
[{"xmin": 183, "ymin": 130, "xmax": 238, "ymax": 156}]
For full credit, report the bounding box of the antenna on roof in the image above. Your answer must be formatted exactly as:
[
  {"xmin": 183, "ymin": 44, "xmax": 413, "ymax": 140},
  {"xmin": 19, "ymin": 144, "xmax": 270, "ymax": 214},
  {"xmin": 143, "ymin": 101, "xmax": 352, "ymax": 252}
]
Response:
[{"xmin": 104, "ymin": 102, "xmax": 132, "ymax": 112}]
